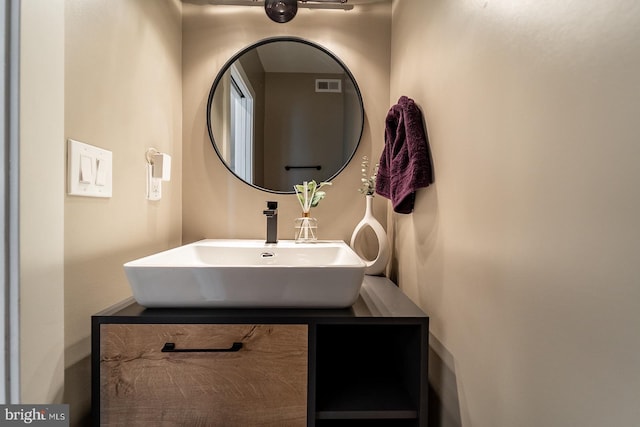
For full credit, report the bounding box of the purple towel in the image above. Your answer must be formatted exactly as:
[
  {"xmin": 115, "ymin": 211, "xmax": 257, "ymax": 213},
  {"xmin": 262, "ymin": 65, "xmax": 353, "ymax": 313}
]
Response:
[{"xmin": 375, "ymin": 96, "xmax": 433, "ymax": 214}]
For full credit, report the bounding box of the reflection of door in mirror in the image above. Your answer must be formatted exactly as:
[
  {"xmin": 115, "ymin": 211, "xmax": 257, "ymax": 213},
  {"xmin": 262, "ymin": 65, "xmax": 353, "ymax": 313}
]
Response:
[
  {"xmin": 212, "ymin": 49, "xmax": 266, "ymax": 187},
  {"xmin": 229, "ymin": 64, "xmax": 254, "ymax": 183},
  {"xmin": 210, "ymin": 62, "xmax": 257, "ymax": 183}
]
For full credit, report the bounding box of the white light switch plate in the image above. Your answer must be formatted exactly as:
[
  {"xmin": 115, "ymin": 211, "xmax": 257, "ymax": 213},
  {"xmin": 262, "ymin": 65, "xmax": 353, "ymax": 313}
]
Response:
[{"xmin": 68, "ymin": 139, "xmax": 112, "ymax": 198}]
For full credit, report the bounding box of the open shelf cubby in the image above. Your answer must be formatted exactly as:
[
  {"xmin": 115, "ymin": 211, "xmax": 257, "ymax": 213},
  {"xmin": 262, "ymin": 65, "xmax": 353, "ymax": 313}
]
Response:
[{"xmin": 315, "ymin": 323, "xmax": 423, "ymax": 425}]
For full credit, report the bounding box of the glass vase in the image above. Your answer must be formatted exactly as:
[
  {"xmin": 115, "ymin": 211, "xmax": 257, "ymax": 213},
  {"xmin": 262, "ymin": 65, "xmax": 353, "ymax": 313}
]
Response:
[{"xmin": 294, "ymin": 213, "xmax": 318, "ymax": 242}]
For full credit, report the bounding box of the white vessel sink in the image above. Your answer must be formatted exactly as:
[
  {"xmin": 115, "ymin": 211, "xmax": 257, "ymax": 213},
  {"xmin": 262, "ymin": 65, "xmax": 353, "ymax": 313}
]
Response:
[{"xmin": 124, "ymin": 239, "xmax": 366, "ymax": 308}]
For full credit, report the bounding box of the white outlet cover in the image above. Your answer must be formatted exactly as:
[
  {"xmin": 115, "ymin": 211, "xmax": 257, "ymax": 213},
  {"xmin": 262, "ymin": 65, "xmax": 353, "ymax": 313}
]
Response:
[{"xmin": 68, "ymin": 139, "xmax": 112, "ymax": 198}]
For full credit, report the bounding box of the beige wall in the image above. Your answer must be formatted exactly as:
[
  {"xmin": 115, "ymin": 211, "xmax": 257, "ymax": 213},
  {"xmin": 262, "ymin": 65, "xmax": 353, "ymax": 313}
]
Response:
[
  {"xmin": 62, "ymin": 0, "xmax": 182, "ymax": 422},
  {"xmin": 182, "ymin": 3, "xmax": 391, "ymax": 243},
  {"xmin": 390, "ymin": 0, "xmax": 640, "ymax": 426},
  {"xmin": 20, "ymin": 0, "xmax": 65, "ymax": 404}
]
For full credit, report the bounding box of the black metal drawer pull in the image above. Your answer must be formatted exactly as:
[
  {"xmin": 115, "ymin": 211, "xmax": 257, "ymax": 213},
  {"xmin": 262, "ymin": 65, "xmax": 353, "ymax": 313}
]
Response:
[{"xmin": 161, "ymin": 342, "xmax": 243, "ymax": 353}]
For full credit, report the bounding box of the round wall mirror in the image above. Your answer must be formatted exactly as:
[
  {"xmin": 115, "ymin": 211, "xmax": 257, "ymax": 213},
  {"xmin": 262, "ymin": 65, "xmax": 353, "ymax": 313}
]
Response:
[{"xmin": 207, "ymin": 37, "xmax": 364, "ymax": 193}]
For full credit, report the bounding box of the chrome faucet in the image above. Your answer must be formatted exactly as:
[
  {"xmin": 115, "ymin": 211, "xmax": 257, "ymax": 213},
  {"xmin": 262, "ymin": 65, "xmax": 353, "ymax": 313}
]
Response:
[{"xmin": 263, "ymin": 201, "xmax": 278, "ymax": 244}]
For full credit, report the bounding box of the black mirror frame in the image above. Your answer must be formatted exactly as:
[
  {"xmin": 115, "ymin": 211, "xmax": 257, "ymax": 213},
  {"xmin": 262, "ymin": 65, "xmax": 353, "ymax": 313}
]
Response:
[{"xmin": 206, "ymin": 36, "xmax": 365, "ymax": 194}]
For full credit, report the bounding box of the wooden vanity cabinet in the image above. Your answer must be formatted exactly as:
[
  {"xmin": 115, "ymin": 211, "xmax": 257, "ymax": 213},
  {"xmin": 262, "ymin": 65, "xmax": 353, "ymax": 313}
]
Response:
[
  {"xmin": 99, "ymin": 324, "xmax": 307, "ymax": 426},
  {"xmin": 93, "ymin": 276, "xmax": 429, "ymax": 427}
]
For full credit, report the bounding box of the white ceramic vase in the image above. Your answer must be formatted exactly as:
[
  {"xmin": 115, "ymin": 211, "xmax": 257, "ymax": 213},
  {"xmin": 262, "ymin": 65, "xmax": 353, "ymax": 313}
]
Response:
[{"xmin": 350, "ymin": 195, "xmax": 390, "ymax": 275}]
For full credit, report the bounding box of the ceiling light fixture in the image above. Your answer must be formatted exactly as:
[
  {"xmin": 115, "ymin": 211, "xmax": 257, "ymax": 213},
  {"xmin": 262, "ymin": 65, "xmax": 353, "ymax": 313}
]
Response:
[
  {"xmin": 264, "ymin": 0, "xmax": 298, "ymax": 23},
  {"xmin": 264, "ymin": 0, "xmax": 350, "ymax": 22},
  {"xmin": 301, "ymin": 0, "xmax": 348, "ymax": 3},
  {"xmin": 299, "ymin": 0, "xmax": 352, "ymax": 10},
  {"xmin": 183, "ymin": 0, "xmax": 354, "ymax": 21}
]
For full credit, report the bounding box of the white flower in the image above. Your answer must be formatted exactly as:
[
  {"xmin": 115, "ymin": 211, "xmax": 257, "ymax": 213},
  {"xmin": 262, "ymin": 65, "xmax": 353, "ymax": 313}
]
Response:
[{"xmin": 358, "ymin": 156, "xmax": 378, "ymax": 196}]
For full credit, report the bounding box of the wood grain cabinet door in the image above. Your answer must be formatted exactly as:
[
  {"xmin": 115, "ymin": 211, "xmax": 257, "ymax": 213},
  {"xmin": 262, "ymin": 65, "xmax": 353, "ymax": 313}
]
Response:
[{"xmin": 99, "ymin": 324, "xmax": 308, "ymax": 427}]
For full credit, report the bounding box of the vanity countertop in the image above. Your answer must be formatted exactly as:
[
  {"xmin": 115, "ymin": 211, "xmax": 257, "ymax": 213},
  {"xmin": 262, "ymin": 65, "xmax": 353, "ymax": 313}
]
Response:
[{"xmin": 93, "ymin": 275, "xmax": 427, "ymax": 323}]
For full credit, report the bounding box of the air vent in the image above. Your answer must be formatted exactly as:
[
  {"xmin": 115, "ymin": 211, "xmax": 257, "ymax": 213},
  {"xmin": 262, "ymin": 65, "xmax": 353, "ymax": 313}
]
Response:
[{"xmin": 315, "ymin": 79, "xmax": 342, "ymax": 93}]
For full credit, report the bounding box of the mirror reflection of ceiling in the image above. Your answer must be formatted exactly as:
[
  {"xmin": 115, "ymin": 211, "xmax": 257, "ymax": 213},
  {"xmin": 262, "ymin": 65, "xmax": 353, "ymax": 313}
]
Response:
[{"xmin": 257, "ymin": 43, "xmax": 344, "ymax": 74}]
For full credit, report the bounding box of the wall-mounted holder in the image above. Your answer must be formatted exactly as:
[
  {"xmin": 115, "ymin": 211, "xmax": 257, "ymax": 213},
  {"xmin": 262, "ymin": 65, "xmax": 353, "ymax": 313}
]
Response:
[{"xmin": 145, "ymin": 148, "xmax": 171, "ymax": 201}]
